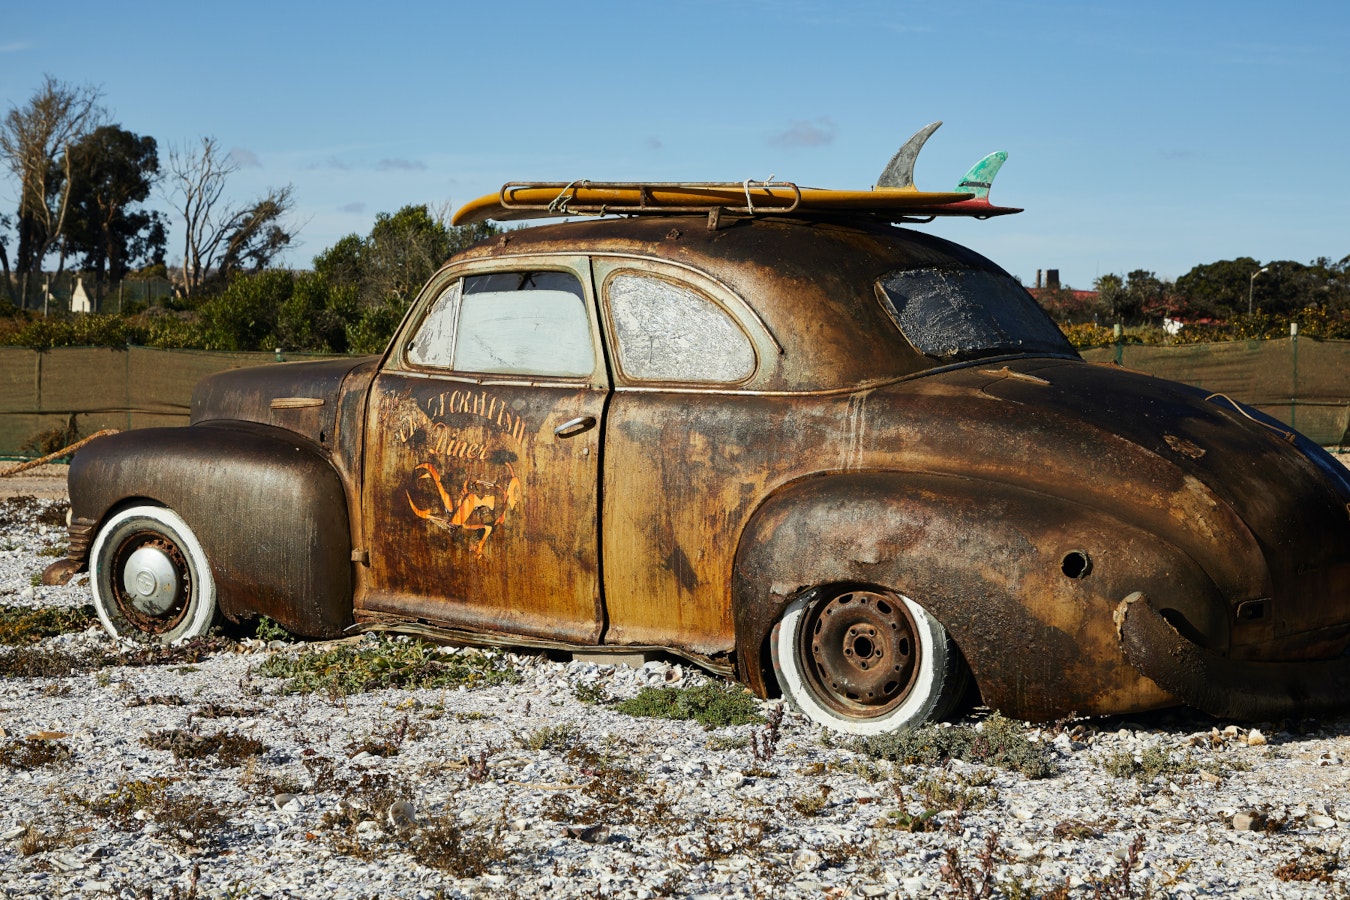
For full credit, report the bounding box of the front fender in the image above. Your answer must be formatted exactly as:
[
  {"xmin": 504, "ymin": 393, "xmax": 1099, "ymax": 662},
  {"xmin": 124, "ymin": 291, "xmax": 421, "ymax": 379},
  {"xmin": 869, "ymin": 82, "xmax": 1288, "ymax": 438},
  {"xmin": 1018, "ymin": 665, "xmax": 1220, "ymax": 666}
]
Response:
[
  {"xmin": 732, "ymin": 471, "xmax": 1231, "ymax": 721},
  {"xmin": 65, "ymin": 422, "xmax": 353, "ymax": 638}
]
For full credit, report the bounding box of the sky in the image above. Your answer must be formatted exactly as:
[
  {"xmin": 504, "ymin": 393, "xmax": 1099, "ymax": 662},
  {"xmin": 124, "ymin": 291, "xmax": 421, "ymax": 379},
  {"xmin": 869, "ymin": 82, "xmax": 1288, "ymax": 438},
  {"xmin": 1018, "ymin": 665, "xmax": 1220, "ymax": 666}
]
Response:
[{"xmin": 1, "ymin": 0, "xmax": 1347, "ymax": 291}]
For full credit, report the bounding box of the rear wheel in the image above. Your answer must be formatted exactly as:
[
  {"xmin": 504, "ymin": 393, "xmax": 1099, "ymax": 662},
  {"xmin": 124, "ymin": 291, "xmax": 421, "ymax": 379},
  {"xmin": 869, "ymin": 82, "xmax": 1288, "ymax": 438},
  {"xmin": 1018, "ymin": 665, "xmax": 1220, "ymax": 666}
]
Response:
[
  {"xmin": 772, "ymin": 587, "xmax": 968, "ymax": 734},
  {"xmin": 89, "ymin": 505, "xmax": 217, "ymax": 642}
]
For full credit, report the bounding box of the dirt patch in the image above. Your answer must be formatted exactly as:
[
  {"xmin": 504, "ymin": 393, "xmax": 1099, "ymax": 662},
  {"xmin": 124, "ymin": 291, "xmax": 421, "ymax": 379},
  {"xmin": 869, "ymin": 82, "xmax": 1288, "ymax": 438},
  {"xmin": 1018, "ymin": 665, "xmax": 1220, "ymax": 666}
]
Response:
[{"xmin": 0, "ymin": 464, "xmax": 69, "ymax": 502}]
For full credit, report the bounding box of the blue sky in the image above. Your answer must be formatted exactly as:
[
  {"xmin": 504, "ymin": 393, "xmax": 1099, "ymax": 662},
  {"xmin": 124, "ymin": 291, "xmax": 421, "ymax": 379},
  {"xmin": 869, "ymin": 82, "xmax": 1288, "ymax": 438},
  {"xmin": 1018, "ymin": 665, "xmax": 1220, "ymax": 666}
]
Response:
[{"xmin": 2, "ymin": 0, "xmax": 1346, "ymax": 290}]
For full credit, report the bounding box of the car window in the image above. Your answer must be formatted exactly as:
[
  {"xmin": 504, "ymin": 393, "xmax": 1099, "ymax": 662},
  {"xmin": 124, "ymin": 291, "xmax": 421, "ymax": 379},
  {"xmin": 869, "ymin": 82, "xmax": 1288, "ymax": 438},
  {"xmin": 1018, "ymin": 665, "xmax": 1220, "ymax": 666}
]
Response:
[
  {"xmin": 407, "ymin": 270, "xmax": 595, "ymax": 377},
  {"xmin": 877, "ymin": 268, "xmax": 1074, "ymax": 361},
  {"xmin": 607, "ymin": 273, "xmax": 755, "ymax": 383}
]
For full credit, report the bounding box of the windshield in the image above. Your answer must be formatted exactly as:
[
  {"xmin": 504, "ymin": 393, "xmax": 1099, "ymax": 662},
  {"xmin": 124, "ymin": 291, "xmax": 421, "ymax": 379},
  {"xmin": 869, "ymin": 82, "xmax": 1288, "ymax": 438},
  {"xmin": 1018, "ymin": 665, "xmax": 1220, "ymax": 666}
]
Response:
[{"xmin": 877, "ymin": 268, "xmax": 1075, "ymax": 361}]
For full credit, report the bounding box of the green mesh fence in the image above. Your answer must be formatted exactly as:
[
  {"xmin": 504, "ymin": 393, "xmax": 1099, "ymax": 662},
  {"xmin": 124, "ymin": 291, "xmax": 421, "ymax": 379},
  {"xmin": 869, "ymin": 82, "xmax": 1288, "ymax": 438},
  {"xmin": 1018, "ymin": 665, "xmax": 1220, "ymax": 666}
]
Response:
[
  {"xmin": 0, "ymin": 346, "xmax": 336, "ymax": 457},
  {"xmin": 1080, "ymin": 335, "xmax": 1350, "ymax": 446}
]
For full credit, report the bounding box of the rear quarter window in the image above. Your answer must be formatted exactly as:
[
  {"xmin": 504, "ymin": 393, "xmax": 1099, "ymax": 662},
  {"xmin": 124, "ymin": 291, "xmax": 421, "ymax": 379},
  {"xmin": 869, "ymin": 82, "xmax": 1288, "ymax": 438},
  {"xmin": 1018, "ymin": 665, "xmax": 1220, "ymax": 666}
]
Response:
[{"xmin": 877, "ymin": 268, "xmax": 1074, "ymax": 361}]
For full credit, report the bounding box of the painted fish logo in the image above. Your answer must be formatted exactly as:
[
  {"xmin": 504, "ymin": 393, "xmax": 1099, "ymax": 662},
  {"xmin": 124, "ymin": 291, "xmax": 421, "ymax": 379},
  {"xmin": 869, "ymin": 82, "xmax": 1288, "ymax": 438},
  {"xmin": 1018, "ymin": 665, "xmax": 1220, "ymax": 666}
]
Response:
[{"xmin": 407, "ymin": 460, "xmax": 522, "ymax": 557}]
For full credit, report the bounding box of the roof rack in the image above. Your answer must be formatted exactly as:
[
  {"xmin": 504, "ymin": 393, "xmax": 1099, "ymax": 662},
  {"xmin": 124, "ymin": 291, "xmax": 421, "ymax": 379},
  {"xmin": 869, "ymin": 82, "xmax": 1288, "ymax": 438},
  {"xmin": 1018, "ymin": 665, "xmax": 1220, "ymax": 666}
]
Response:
[{"xmin": 497, "ymin": 180, "xmax": 804, "ymax": 217}]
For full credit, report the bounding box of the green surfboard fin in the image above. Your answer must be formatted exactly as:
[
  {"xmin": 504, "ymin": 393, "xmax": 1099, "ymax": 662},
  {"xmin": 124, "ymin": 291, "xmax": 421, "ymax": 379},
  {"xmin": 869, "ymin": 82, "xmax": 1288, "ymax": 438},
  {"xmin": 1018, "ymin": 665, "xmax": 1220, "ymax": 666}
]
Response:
[{"xmin": 954, "ymin": 151, "xmax": 1007, "ymax": 200}]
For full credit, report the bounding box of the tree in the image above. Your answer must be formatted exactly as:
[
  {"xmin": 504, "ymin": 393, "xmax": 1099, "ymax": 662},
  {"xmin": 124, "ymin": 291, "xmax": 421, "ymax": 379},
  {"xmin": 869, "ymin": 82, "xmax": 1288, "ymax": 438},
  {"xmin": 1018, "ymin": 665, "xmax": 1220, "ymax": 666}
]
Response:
[
  {"xmin": 0, "ymin": 75, "xmax": 105, "ymax": 304},
  {"xmin": 1094, "ymin": 274, "xmax": 1126, "ymax": 321},
  {"xmin": 62, "ymin": 125, "xmax": 166, "ymax": 301},
  {"xmin": 0, "ymin": 212, "xmax": 14, "ymax": 307},
  {"xmin": 1174, "ymin": 257, "xmax": 1262, "ymax": 318},
  {"xmin": 165, "ymin": 137, "xmax": 298, "ymax": 295},
  {"xmin": 311, "ymin": 204, "xmax": 499, "ymax": 352}
]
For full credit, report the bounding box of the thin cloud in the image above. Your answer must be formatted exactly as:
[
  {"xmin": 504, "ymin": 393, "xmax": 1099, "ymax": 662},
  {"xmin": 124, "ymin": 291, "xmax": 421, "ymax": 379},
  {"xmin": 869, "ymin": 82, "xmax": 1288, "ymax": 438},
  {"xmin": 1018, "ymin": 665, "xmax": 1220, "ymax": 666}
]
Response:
[
  {"xmin": 0, "ymin": 41, "xmax": 30, "ymax": 53},
  {"xmin": 769, "ymin": 117, "xmax": 837, "ymax": 149},
  {"xmin": 229, "ymin": 147, "xmax": 262, "ymax": 168},
  {"xmin": 377, "ymin": 158, "xmax": 428, "ymax": 172},
  {"xmin": 339, "ymin": 202, "xmax": 366, "ymax": 214},
  {"xmin": 645, "ymin": 137, "xmax": 663, "ymax": 151}
]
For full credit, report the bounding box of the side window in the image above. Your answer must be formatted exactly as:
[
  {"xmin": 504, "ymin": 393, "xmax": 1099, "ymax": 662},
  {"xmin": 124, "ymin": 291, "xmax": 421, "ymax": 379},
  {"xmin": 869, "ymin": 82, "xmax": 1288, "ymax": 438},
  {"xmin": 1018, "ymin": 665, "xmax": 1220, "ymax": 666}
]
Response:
[
  {"xmin": 406, "ymin": 270, "xmax": 595, "ymax": 377},
  {"xmin": 607, "ymin": 273, "xmax": 755, "ymax": 383},
  {"xmin": 406, "ymin": 280, "xmax": 461, "ymax": 367}
]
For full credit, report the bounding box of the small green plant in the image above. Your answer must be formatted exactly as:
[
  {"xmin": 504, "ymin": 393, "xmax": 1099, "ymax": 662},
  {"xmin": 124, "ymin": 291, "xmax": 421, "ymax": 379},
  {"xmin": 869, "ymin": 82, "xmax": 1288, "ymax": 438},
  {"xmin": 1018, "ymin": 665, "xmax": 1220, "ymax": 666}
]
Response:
[
  {"xmin": 1100, "ymin": 746, "xmax": 1198, "ymax": 783},
  {"xmin": 614, "ymin": 682, "xmax": 763, "ymax": 728},
  {"xmin": 252, "ymin": 615, "xmax": 295, "ymax": 643},
  {"xmin": 256, "ymin": 636, "xmax": 520, "ymax": 697},
  {"xmin": 515, "ymin": 723, "xmax": 580, "ymax": 752},
  {"xmin": 571, "ymin": 681, "xmax": 611, "ymax": 704},
  {"xmin": 855, "ymin": 713, "xmax": 1057, "ymax": 779}
]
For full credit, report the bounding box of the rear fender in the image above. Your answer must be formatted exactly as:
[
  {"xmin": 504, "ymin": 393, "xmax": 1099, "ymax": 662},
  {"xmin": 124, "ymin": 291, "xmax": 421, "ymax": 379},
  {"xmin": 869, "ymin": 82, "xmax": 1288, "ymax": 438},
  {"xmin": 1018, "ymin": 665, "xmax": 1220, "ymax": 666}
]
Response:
[
  {"xmin": 731, "ymin": 471, "xmax": 1227, "ymax": 721},
  {"xmin": 67, "ymin": 422, "xmax": 353, "ymax": 638}
]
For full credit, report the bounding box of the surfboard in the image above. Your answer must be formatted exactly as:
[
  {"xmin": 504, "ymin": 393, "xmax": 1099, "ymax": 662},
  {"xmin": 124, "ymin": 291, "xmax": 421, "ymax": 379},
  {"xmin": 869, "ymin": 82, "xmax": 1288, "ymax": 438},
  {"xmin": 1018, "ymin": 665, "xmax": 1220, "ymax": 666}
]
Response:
[{"xmin": 452, "ymin": 122, "xmax": 1020, "ymax": 225}]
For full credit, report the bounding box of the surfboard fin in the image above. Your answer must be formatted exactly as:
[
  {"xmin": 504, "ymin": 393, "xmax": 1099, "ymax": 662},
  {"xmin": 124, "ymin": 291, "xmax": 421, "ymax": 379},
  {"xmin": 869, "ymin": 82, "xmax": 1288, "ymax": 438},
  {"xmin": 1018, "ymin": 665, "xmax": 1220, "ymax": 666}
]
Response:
[
  {"xmin": 876, "ymin": 121, "xmax": 942, "ymax": 190},
  {"xmin": 953, "ymin": 151, "xmax": 1008, "ymax": 201}
]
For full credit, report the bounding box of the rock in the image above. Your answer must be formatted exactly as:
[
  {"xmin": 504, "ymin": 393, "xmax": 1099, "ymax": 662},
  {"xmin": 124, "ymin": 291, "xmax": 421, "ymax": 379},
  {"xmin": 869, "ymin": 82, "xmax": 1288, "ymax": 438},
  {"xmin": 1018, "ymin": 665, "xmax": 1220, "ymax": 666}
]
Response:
[
  {"xmin": 719, "ymin": 771, "xmax": 746, "ymax": 789},
  {"xmin": 387, "ymin": 800, "xmax": 417, "ymax": 832},
  {"xmin": 563, "ymin": 823, "xmax": 610, "ymax": 844},
  {"xmin": 1308, "ymin": 814, "xmax": 1337, "ymax": 829},
  {"xmin": 791, "ymin": 849, "xmax": 823, "ymax": 872},
  {"xmin": 1246, "ymin": 729, "xmax": 1267, "ymax": 746},
  {"xmin": 1200, "ymin": 771, "xmax": 1221, "ymax": 785},
  {"xmin": 1232, "ymin": 811, "xmax": 1267, "ymax": 832},
  {"xmin": 273, "ymin": 793, "xmax": 299, "ymax": 811}
]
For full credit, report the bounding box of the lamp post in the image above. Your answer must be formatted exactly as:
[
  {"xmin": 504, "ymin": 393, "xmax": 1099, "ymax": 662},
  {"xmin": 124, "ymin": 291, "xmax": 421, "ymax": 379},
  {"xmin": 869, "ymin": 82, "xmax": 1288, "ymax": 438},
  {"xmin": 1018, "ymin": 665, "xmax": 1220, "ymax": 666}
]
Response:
[{"xmin": 1248, "ymin": 266, "xmax": 1269, "ymax": 314}]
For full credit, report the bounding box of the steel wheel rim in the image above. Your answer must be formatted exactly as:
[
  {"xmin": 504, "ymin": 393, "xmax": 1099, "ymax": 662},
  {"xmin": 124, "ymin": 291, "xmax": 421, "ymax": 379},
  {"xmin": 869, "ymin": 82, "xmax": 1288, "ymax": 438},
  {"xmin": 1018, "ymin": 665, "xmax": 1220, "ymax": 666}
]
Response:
[
  {"xmin": 798, "ymin": 589, "xmax": 920, "ymax": 718},
  {"xmin": 109, "ymin": 530, "xmax": 193, "ymax": 634}
]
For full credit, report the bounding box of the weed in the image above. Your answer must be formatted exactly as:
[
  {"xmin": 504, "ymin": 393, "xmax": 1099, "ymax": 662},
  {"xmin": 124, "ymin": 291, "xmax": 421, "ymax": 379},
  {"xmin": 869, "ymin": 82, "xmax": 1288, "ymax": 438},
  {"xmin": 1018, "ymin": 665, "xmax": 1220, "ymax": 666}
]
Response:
[
  {"xmin": 36, "ymin": 541, "xmax": 67, "ymax": 557},
  {"xmin": 856, "ymin": 713, "xmax": 1057, "ymax": 779},
  {"xmin": 614, "ymin": 682, "xmax": 763, "ymax": 728},
  {"xmin": 409, "ymin": 814, "xmax": 510, "ymax": 876},
  {"xmin": 0, "ymin": 647, "xmax": 90, "ymax": 677},
  {"xmin": 706, "ymin": 734, "xmax": 749, "ymax": 751},
  {"xmin": 347, "ymin": 714, "xmax": 423, "ymax": 758},
  {"xmin": 0, "ymin": 603, "xmax": 96, "ymax": 645},
  {"xmin": 18, "ymin": 824, "xmax": 81, "ymax": 857},
  {"xmin": 792, "ymin": 785, "xmax": 832, "ymax": 817},
  {"xmin": 515, "ymin": 723, "xmax": 580, "ymax": 752},
  {"xmin": 0, "ymin": 737, "xmax": 71, "ymax": 769},
  {"xmin": 192, "ymin": 702, "xmax": 261, "ymax": 719},
  {"xmin": 256, "ymin": 635, "xmax": 520, "ymax": 697},
  {"xmin": 1275, "ymin": 847, "xmax": 1339, "ymax": 882},
  {"xmin": 1089, "ymin": 834, "xmax": 1148, "ymax": 899},
  {"xmin": 677, "ymin": 814, "xmax": 775, "ymax": 863},
  {"xmin": 940, "ymin": 831, "xmax": 1000, "ymax": 899},
  {"xmin": 141, "ymin": 728, "xmax": 267, "ymax": 767},
  {"xmin": 912, "ymin": 774, "xmax": 992, "ymax": 813},
  {"xmin": 466, "ymin": 748, "xmax": 493, "ymax": 783},
  {"xmin": 79, "ymin": 777, "xmax": 227, "ymax": 847},
  {"xmin": 1053, "ymin": 817, "xmax": 1116, "ymax": 840},
  {"xmin": 751, "ymin": 703, "xmax": 784, "ymax": 761}
]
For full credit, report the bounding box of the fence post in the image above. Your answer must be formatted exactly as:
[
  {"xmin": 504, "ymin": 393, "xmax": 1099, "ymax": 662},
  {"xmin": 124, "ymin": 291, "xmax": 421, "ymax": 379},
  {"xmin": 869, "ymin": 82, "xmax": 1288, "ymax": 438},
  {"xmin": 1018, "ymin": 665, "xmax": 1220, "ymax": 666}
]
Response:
[
  {"xmin": 1290, "ymin": 322, "xmax": 1299, "ymax": 432},
  {"xmin": 1113, "ymin": 323, "xmax": 1124, "ymax": 365}
]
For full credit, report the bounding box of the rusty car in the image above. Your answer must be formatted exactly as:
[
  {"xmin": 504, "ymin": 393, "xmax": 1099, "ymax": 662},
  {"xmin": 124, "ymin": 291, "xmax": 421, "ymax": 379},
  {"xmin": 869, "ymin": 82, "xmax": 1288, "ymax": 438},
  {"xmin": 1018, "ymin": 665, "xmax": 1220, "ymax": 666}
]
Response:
[{"xmin": 45, "ymin": 132, "xmax": 1350, "ymax": 733}]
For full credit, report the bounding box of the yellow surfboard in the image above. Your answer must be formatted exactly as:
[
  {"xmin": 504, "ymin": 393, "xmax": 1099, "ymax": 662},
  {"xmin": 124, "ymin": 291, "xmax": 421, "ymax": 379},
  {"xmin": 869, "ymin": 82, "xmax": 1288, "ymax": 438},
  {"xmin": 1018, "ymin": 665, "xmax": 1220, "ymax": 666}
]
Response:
[{"xmin": 452, "ymin": 123, "xmax": 1019, "ymax": 226}]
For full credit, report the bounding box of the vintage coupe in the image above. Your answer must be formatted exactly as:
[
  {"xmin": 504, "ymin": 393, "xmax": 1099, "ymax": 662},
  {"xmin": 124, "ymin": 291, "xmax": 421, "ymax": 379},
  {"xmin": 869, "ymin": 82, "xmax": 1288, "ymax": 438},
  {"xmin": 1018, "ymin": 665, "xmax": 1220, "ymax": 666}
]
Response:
[{"xmin": 47, "ymin": 144, "xmax": 1350, "ymax": 733}]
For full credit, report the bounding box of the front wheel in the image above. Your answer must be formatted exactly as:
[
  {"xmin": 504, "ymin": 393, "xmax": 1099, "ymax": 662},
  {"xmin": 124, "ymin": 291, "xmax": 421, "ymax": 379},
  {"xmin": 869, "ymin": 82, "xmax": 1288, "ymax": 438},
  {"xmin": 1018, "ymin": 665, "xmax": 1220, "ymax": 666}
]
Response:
[
  {"xmin": 772, "ymin": 587, "xmax": 969, "ymax": 735},
  {"xmin": 89, "ymin": 505, "xmax": 217, "ymax": 642}
]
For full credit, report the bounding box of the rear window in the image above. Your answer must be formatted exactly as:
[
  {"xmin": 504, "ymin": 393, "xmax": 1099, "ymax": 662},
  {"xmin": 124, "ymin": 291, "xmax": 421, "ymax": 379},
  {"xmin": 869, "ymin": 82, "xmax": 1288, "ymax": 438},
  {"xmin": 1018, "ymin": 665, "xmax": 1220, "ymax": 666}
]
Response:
[{"xmin": 877, "ymin": 268, "xmax": 1074, "ymax": 361}]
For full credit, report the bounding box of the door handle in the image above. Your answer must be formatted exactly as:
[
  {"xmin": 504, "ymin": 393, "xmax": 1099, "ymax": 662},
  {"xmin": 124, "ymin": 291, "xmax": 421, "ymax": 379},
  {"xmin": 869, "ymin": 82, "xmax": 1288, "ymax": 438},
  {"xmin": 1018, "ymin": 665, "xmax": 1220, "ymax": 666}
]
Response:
[{"xmin": 553, "ymin": 416, "xmax": 597, "ymax": 439}]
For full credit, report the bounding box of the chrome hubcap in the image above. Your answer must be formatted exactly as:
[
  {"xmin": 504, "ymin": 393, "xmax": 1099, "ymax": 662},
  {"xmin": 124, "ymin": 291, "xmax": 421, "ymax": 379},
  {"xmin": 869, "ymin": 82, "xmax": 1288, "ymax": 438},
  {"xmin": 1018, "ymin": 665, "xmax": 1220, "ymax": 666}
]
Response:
[{"xmin": 121, "ymin": 546, "xmax": 180, "ymax": 616}]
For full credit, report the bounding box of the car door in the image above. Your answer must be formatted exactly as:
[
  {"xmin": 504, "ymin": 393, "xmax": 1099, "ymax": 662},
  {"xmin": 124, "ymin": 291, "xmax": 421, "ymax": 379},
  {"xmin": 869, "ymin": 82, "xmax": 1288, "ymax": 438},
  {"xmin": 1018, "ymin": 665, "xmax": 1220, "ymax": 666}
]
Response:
[{"xmin": 357, "ymin": 257, "xmax": 609, "ymax": 644}]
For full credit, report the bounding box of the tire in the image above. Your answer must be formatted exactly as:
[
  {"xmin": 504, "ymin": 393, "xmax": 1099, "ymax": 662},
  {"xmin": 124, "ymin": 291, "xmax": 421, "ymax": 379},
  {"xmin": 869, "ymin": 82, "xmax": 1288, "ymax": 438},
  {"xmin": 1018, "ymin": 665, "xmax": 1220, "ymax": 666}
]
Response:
[
  {"xmin": 89, "ymin": 505, "xmax": 217, "ymax": 642},
  {"xmin": 772, "ymin": 587, "xmax": 969, "ymax": 735}
]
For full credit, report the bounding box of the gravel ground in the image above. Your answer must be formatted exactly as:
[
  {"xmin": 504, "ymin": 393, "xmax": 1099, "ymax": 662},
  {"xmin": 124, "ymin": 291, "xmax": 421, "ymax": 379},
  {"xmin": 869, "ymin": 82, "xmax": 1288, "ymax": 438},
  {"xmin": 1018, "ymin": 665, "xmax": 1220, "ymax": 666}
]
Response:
[{"xmin": 2, "ymin": 465, "xmax": 1350, "ymax": 899}]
